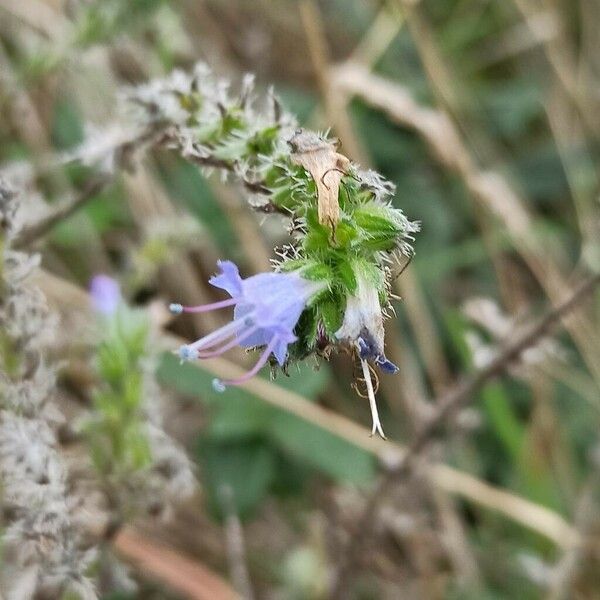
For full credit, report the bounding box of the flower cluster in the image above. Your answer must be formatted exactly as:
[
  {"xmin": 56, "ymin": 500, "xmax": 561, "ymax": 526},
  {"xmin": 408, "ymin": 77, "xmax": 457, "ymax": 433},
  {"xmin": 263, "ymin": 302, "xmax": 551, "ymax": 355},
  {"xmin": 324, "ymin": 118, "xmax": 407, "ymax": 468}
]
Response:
[{"xmin": 132, "ymin": 64, "xmax": 420, "ymax": 437}]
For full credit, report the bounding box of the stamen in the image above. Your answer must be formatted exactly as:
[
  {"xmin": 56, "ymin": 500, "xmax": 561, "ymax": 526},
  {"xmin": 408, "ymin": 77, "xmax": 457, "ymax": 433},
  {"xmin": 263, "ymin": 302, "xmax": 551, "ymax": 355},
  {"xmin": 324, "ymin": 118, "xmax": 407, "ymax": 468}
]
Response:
[
  {"xmin": 189, "ymin": 318, "xmax": 246, "ymax": 352},
  {"xmin": 196, "ymin": 326, "xmax": 259, "ymax": 358},
  {"xmin": 179, "ymin": 345, "xmax": 200, "ymax": 362},
  {"xmin": 170, "ymin": 298, "xmax": 237, "ymax": 314},
  {"xmin": 213, "ymin": 336, "xmax": 278, "ymax": 392},
  {"xmin": 360, "ymin": 357, "xmax": 386, "ymax": 439}
]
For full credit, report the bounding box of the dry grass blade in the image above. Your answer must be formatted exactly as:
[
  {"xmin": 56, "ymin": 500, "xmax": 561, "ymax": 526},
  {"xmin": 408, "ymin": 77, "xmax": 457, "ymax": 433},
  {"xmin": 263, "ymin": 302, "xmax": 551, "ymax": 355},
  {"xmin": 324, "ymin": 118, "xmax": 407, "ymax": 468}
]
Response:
[{"xmin": 114, "ymin": 528, "xmax": 239, "ymax": 600}]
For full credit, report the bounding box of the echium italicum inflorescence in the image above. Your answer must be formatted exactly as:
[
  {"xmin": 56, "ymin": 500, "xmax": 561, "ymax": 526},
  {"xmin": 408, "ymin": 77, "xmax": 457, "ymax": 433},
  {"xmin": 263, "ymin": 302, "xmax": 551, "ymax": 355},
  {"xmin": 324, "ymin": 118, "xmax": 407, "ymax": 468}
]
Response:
[{"xmin": 131, "ymin": 64, "xmax": 419, "ymax": 438}]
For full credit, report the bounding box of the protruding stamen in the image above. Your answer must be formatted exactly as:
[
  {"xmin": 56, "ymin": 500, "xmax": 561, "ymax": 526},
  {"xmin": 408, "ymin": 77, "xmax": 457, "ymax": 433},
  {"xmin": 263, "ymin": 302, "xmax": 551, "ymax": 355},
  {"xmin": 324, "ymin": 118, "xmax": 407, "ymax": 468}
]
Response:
[
  {"xmin": 360, "ymin": 357, "xmax": 386, "ymax": 439},
  {"xmin": 170, "ymin": 298, "xmax": 237, "ymax": 314},
  {"xmin": 196, "ymin": 326, "xmax": 259, "ymax": 358},
  {"xmin": 212, "ymin": 336, "xmax": 278, "ymax": 390},
  {"xmin": 212, "ymin": 378, "xmax": 227, "ymax": 393},
  {"xmin": 189, "ymin": 318, "xmax": 245, "ymax": 352},
  {"xmin": 179, "ymin": 345, "xmax": 200, "ymax": 362}
]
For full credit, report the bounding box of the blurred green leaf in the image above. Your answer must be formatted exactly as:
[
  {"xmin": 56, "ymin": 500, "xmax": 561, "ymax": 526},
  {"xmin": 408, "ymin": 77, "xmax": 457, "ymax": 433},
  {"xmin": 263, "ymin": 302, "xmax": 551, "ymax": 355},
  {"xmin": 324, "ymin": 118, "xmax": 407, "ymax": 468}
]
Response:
[
  {"xmin": 198, "ymin": 437, "xmax": 276, "ymax": 518},
  {"xmin": 157, "ymin": 353, "xmax": 376, "ymax": 485}
]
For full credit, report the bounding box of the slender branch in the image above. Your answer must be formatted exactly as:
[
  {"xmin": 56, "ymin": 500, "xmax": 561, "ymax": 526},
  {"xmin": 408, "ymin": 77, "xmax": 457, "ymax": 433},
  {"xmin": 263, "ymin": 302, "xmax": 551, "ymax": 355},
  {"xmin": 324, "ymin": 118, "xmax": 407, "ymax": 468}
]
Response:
[
  {"xmin": 13, "ymin": 176, "xmax": 108, "ymax": 248},
  {"xmin": 12, "ymin": 126, "xmax": 165, "ymax": 248},
  {"xmin": 330, "ymin": 270, "xmax": 600, "ymax": 597}
]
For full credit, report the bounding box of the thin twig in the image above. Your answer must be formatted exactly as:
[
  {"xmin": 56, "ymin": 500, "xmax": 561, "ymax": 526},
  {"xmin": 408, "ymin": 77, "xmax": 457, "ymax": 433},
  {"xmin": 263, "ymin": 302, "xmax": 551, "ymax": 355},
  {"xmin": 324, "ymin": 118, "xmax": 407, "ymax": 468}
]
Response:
[
  {"xmin": 330, "ymin": 270, "xmax": 600, "ymax": 597},
  {"xmin": 220, "ymin": 485, "xmax": 255, "ymax": 600},
  {"xmin": 114, "ymin": 527, "xmax": 239, "ymax": 600},
  {"xmin": 13, "ymin": 176, "xmax": 108, "ymax": 248},
  {"xmin": 11, "ymin": 125, "xmax": 282, "ymax": 250}
]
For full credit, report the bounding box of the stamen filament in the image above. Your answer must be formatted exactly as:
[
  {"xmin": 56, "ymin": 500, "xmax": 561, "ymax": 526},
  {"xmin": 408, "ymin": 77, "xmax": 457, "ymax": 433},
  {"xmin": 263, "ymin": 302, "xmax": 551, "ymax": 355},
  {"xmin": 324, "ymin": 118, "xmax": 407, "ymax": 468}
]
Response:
[
  {"xmin": 360, "ymin": 357, "xmax": 386, "ymax": 439},
  {"xmin": 173, "ymin": 298, "xmax": 237, "ymax": 313},
  {"xmin": 214, "ymin": 335, "xmax": 278, "ymax": 389},
  {"xmin": 189, "ymin": 318, "xmax": 246, "ymax": 352},
  {"xmin": 196, "ymin": 326, "xmax": 259, "ymax": 358}
]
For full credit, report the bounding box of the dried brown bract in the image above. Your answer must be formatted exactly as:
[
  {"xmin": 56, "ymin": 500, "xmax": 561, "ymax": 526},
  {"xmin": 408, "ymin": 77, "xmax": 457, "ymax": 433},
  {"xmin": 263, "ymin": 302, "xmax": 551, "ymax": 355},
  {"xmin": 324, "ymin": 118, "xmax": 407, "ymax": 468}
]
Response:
[{"xmin": 288, "ymin": 129, "xmax": 350, "ymax": 228}]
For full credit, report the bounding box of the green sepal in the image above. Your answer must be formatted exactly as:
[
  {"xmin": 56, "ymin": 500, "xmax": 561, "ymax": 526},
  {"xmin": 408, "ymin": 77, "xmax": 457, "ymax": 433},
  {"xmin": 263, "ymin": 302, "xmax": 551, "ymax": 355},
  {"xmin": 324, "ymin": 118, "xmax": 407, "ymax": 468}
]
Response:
[
  {"xmin": 288, "ymin": 307, "xmax": 320, "ymax": 361},
  {"xmin": 300, "ymin": 262, "xmax": 334, "ymax": 284},
  {"xmin": 196, "ymin": 108, "xmax": 245, "ymax": 145},
  {"xmin": 351, "ymin": 257, "xmax": 385, "ymax": 290},
  {"xmin": 316, "ymin": 291, "xmax": 344, "ymax": 337},
  {"xmin": 178, "ymin": 92, "xmax": 202, "ymax": 114},
  {"xmin": 354, "ymin": 204, "xmax": 404, "ymax": 235},
  {"xmin": 333, "ymin": 218, "xmax": 358, "ymax": 248},
  {"xmin": 303, "ymin": 209, "xmax": 332, "ymax": 254},
  {"xmin": 246, "ymin": 125, "xmax": 280, "ymax": 156},
  {"xmin": 334, "ymin": 258, "xmax": 358, "ymax": 294}
]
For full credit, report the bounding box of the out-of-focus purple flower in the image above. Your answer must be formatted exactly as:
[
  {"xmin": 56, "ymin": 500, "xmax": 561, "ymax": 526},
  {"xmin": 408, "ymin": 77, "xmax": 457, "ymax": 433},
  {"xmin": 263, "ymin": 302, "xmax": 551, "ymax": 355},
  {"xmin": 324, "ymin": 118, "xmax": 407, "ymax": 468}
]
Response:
[
  {"xmin": 90, "ymin": 275, "xmax": 121, "ymax": 315},
  {"xmin": 170, "ymin": 261, "xmax": 323, "ymax": 391}
]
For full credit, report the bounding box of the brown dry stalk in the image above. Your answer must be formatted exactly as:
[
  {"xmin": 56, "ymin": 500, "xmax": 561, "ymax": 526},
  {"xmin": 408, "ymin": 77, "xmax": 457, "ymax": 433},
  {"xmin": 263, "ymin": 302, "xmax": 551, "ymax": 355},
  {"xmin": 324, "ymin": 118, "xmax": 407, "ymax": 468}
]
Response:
[
  {"xmin": 289, "ymin": 129, "xmax": 350, "ymax": 227},
  {"xmin": 114, "ymin": 528, "xmax": 239, "ymax": 600},
  {"xmin": 297, "ymin": 0, "xmax": 368, "ymax": 164},
  {"xmin": 330, "ymin": 270, "xmax": 600, "ymax": 598}
]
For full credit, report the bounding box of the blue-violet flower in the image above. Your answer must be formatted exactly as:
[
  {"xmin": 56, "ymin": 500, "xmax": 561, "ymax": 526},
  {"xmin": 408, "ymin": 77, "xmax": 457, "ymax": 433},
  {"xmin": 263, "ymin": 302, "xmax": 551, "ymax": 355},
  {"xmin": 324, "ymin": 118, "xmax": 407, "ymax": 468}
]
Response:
[
  {"xmin": 90, "ymin": 274, "xmax": 121, "ymax": 315},
  {"xmin": 170, "ymin": 261, "xmax": 323, "ymax": 391}
]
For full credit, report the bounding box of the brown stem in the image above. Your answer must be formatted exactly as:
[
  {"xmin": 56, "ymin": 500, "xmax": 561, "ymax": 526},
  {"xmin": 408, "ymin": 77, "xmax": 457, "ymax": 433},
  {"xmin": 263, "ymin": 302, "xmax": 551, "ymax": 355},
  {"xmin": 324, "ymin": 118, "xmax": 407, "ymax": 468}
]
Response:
[{"xmin": 13, "ymin": 176, "xmax": 108, "ymax": 249}]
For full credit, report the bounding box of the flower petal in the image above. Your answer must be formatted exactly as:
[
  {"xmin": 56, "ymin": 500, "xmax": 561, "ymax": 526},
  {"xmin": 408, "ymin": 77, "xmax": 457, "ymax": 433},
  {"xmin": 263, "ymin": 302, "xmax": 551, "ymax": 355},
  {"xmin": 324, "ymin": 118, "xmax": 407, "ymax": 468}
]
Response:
[
  {"xmin": 237, "ymin": 327, "xmax": 271, "ymax": 348},
  {"xmin": 209, "ymin": 260, "xmax": 243, "ymax": 297},
  {"xmin": 272, "ymin": 335, "xmax": 295, "ymax": 365},
  {"xmin": 90, "ymin": 275, "xmax": 121, "ymax": 315}
]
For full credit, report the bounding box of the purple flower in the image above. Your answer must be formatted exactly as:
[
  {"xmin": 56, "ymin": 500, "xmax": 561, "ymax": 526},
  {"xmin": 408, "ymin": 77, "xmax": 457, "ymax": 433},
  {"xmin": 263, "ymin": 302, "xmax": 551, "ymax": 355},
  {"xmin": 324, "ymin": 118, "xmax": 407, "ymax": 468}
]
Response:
[
  {"xmin": 90, "ymin": 275, "xmax": 121, "ymax": 315},
  {"xmin": 171, "ymin": 261, "xmax": 323, "ymax": 391}
]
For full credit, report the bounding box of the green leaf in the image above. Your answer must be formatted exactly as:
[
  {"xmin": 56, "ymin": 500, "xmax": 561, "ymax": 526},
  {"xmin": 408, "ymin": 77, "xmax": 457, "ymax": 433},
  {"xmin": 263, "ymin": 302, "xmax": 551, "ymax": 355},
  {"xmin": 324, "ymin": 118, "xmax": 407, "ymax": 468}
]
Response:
[
  {"xmin": 198, "ymin": 437, "xmax": 276, "ymax": 518},
  {"xmin": 157, "ymin": 353, "xmax": 375, "ymax": 485},
  {"xmin": 269, "ymin": 414, "xmax": 374, "ymax": 485},
  {"xmin": 482, "ymin": 382, "xmax": 524, "ymax": 461}
]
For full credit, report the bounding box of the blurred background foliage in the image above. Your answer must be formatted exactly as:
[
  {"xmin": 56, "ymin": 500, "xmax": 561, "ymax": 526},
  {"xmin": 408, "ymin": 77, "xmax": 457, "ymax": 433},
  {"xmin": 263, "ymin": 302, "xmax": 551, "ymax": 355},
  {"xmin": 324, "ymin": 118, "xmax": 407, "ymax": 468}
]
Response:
[{"xmin": 1, "ymin": 0, "xmax": 600, "ymax": 598}]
